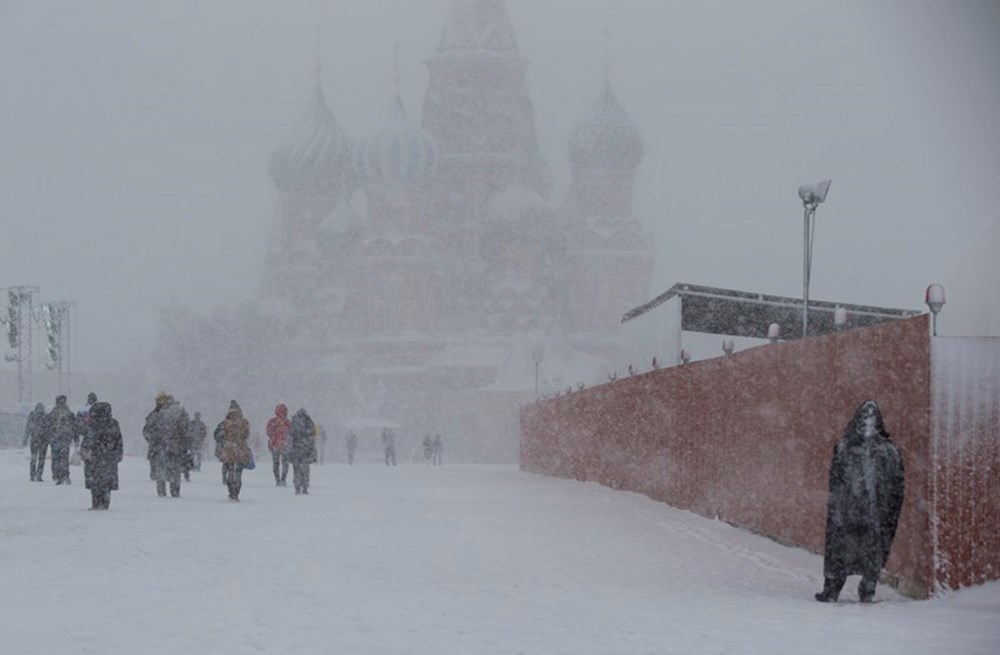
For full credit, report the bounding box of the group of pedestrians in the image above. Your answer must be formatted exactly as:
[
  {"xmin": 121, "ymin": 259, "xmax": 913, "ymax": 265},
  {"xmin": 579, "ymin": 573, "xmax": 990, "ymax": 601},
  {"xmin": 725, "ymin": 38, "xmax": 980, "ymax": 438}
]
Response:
[{"xmin": 264, "ymin": 404, "xmax": 318, "ymax": 494}]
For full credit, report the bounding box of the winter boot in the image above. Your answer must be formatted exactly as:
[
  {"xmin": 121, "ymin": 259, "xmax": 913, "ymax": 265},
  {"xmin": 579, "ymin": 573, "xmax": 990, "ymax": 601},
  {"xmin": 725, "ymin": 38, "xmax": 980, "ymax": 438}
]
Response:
[{"xmin": 814, "ymin": 576, "xmax": 843, "ymax": 603}]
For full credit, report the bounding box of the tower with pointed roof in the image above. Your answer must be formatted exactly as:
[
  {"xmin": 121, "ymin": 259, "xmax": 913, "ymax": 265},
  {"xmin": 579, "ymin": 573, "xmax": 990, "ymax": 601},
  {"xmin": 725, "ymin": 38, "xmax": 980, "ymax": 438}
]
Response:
[{"xmin": 250, "ymin": 1, "xmax": 656, "ymax": 461}]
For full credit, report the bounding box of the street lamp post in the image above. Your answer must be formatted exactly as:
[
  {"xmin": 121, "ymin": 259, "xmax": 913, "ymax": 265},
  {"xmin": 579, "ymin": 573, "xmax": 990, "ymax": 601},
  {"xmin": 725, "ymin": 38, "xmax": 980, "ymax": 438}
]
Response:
[{"xmin": 797, "ymin": 180, "xmax": 832, "ymax": 338}]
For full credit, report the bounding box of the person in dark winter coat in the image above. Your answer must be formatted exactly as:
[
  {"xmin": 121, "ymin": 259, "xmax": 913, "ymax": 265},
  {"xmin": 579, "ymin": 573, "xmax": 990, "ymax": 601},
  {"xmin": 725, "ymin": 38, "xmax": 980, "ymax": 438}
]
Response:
[
  {"xmin": 815, "ymin": 400, "xmax": 905, "ymax": 603},
  {"xmin": 143, "ymin": 392, "xmax": 191, "ymax": 497},
  {"xmin": 219, "ymin": 403, "xmax": 251, "ymax": 501},
  {"xmin": 188, "ymin": 412, "xmax": 207, "ymax": 472},
  {"xmin": 47, "ymin": 395, "xmax": 79, "ymax": 485},
  {"xmin": 23, "ymin": 402, "xmax": 49, "ymax": 482},
  {"xmin": 345, "ymin": 430, "xmax": 358, "ymax": 465},
  {"xmin": 382, "ymin": 427, "xmax": 396, "ymax": 466},
  {"xmin": 266, "ymin": 404, "xmax": 291, "ymax": 486},
  {"xmin": 79, "ymin": 402, "xmax": 123, "ymax": 510},
  {"xmin": 288, "ymin": 409, "xmax": 317, "ymax": 494}
]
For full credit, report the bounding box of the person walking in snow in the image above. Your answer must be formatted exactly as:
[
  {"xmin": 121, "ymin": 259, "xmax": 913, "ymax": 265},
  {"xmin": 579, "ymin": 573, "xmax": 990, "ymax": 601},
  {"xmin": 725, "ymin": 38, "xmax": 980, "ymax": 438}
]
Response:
[
  {"xmin": 219, "ymin": 401, "xmax": 251, "ymax": 501},
  {"xmin": 815, "ymin": 400, "xmax": 905, "ymax": 603},
  {"xmin": 24, "ymin": 402, "xmax": 49, "ymax": 482},
  {"xmin": 266, "ymin": 404, "xmax": 291, "ymax": 486},
  {"xmin": 381, "ymin": 427, "xmax": 396, "ymax": 466},
  {"xmin": 431, "ymin": 434, "xmax": 443, "ymax": 466},
  {"xmin": 47, "ymin": 395, "xmax": 79, "ymax": 485},
  {"xmin": 422, "ymin": 434, "xmax": 433, "ymax": 462},
  {"xmin": 187, "ymin": 411, "xmax": 207, "ymax": 473},
  {"xmin": 289, "ymin": 408, "xmax": 318, "ymax": 494},
  {"xmin": 79, "ymin": 401, "xmax": 123, "ymax": 510},
  {"xmin": 143, "ymin": 392, "xmax": 191, "ymax": 498},
  {"xmin": 345, "ymin": 430, "xmax": 358, "ymax": 465}
]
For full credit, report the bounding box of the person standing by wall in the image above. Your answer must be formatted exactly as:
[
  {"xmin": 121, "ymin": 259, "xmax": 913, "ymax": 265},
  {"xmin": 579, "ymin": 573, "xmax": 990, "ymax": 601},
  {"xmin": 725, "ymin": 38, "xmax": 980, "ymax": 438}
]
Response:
[
  {"xmin": 266, "ymin": 404, "xmax": 291, "ymax": 487},
  {"xmin": 289, "ymin": 409, "xmax": 317, "ymax": 495},
  {"xmin": 815, "ymin": 400, "xmax": 905, "ymax": 603},
  {"xmin": 79, "ymin": 401, "xmax": 123, "ymax": 510},
  {"xmin": 23, "ymin": 402, "xmax": 48, "ymax": 482}
]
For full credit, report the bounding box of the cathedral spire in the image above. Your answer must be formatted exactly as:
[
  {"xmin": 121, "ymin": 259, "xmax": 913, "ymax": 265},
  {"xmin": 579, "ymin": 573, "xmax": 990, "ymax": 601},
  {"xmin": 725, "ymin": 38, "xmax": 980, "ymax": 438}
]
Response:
[{"xmin": 436, "ymin": 0, "xmax": 520, "ymax": 56}]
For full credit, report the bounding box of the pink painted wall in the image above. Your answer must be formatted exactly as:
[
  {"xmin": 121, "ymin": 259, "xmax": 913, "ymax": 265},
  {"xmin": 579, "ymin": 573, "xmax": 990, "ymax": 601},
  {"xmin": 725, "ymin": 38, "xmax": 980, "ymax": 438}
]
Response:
[{"xmin": 522, "ymin": 316, "xmax": 943, "ymax": 596}]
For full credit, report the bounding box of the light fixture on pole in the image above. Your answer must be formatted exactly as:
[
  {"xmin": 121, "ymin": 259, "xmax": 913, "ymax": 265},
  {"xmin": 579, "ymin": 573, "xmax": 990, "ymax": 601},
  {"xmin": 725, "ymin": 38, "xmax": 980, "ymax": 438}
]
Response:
[
  {"xmin": 925, "ymin": 284, "xmax": 946, "ymax": 337},
  {"xmin": 722, "ymin": 339, "xmax": 735, "ymax": 356},
  {"xmin": 797, "ymin": 179, "xmax": 832, "ymax": 338}
]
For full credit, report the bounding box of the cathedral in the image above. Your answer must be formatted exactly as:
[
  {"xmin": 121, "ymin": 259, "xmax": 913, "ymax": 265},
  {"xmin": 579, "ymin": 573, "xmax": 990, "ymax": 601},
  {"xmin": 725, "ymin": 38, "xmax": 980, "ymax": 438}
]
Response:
[{"xmin": 260, "ymin": 0, "xmax": 654, "ymax": 461}]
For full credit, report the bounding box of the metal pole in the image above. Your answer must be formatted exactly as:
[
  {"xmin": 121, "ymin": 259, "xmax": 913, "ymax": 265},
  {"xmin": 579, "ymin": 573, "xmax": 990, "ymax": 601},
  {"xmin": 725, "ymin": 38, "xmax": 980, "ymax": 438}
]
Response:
[{"xmin": 802, "ymin": 206, "xmax": 811, "ymax": 338}]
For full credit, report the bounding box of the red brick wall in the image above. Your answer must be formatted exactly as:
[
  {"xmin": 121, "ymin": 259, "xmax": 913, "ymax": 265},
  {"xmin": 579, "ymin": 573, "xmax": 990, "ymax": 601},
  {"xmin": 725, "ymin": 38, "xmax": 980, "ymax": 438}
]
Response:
[{"xmin": 521, "ymin": 315, "xmax": 935, "ymax": 596}]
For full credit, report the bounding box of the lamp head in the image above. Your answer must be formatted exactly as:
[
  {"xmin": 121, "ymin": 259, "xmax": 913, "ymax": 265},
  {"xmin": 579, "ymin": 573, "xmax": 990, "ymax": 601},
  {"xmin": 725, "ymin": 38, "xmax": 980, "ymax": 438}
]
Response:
[{"xmin": 798, "ymin": 179, "xmax": 832, "ymax": 206}]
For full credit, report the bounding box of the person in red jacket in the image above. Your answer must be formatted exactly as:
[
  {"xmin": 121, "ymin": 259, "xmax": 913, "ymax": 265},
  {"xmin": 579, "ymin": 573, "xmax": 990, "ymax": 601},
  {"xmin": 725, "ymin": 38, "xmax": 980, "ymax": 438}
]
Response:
[{"xmin": 266, "ymin": 404, "xmax": 291, "ymax": 487}]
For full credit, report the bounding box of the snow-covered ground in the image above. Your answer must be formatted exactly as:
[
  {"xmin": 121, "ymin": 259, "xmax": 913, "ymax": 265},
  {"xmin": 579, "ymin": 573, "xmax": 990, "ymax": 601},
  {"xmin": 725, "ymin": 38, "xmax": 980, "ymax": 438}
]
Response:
[{"xmin": 1, "ymin": 450, "xmax": 997, "ymax": 654}]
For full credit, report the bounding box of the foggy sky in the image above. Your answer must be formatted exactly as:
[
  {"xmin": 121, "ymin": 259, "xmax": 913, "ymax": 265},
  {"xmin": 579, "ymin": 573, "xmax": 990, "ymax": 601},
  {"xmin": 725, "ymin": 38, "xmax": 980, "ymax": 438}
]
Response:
[{"xmin": 1, "ymin": 0, "xmax": 998, "ymax": 373}]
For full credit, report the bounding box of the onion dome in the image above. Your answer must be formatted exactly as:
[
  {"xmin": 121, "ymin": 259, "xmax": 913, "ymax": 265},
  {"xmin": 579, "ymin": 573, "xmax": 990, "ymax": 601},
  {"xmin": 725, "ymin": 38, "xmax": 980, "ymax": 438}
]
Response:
[
  {"xmin": 359, "ymin": 95, "xmax": 437, "ymax": 188},
  {"xmin": 568, "ymin": 82, "xmax": 643, "ymax": 170},
  {"xmin": 269, "ymin": 79, "xmax": 352, "ymax": 195}
]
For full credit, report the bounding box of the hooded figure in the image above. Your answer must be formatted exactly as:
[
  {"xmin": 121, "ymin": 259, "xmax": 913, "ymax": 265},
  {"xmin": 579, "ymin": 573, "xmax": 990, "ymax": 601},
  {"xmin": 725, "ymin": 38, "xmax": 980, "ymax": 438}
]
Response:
[
  {"xmin": 816, "ymin": 400, "xmax": 905, "ymax": 603},
  {"xmin": 24, "ymin": 402, "xmax": 49, "ymax": 482},
  {"xmin": 79, "ymin": 402, "xmax": 123, "ymax": 510},
  {"xmin": 219, "ymin": 404, "xmax": 251, "ymax": 501},
  {"xmin": 266, "ymin": 404, "xmax": 291, "ymax": 486},
  {"xmin": 288, "ymin": 409, "xmax": 317, "ymax": 494}
]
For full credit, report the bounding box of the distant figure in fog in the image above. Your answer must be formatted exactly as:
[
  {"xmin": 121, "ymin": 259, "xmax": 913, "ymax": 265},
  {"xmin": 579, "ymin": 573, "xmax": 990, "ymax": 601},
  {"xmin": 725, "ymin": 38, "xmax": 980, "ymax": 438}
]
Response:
[
  {"xmin": 266, "ymin": 404, "xmax": 291, "ymax": 487},
  {"xmin": 24, "ymin": 402, "xmax": 48, "ymax": 482},
  {"xmin": 423, "ymin": 434, "xmax": 433, "ymax": 462},
  {"xmin": 317, "ymin": 424, "xmax": 328, "ymax": 465},
  {"xmin": 79, "ymin": 402, "xmax": 123, "ymax": 510},
  {"xmin": 188, "ymin": 411, "xmax": 207, "ymax": 473},
  {"xmin": 345, "ymin": 430, "xmax": 358, "ymax": 465},
  {"xmin": 289, "ymin": 409, "xmax": 318, "ymax": 494},
  {"xmin": 815, "ymin": 400, "xmax": 905, "ymax": 603},
  {"xmin": 219, "ymin": 402, "xmax": 251, "ymax": 501},
  {"xmin": 431, "ymin": 434, "xmax": 443, "ymax": 466},
  {"xmin": 381, "ymin": 428, "xmax": 396, "ymax": 466},
  {"xmin": 47, "ymin": 395, "xmax": 78, "ymax": 485}
]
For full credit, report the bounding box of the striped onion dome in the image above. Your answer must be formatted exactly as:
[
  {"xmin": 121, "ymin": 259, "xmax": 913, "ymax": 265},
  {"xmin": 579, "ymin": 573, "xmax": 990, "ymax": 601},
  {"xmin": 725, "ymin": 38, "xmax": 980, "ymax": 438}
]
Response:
[
  {"xmin": 568, "ymin": 82, "xmax": 643, "ymax": 170},
  {"xmin": 269, "ymin": 81, "xmax": 352, "ymax": 194},
  {"xmin": 359, "ymin": 94, "xmax": 437, "ymax": 188}
]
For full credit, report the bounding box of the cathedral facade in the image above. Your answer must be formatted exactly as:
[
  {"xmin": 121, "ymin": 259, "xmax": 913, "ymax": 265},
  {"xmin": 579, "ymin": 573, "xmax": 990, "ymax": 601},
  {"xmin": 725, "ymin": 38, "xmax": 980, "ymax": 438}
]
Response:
[{"xmin": 260, "ymin": 0, "xmax": 654, "ymax": 461}]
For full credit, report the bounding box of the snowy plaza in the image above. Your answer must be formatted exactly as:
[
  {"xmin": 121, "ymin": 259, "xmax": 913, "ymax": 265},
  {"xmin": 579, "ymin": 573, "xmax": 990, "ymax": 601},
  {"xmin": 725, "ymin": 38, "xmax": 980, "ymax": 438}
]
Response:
[{"xmin": 1, "ymin": 451, "xmax": 997, "ymax": 654}]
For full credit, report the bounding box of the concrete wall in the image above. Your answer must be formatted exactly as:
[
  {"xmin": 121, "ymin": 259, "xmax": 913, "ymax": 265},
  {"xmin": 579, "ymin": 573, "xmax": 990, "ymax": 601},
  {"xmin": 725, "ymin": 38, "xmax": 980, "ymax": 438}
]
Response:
[{"xmin": 522, "ymin": 315, "xmax": 947, "ymax": 596}]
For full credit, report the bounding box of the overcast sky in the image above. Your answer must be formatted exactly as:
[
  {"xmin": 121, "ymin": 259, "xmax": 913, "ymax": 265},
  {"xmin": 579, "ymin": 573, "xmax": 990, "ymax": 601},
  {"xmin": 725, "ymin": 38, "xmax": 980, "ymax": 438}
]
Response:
[{"xmin": 1, "ymin": 0, "xmax": 998, "ymax": 373}]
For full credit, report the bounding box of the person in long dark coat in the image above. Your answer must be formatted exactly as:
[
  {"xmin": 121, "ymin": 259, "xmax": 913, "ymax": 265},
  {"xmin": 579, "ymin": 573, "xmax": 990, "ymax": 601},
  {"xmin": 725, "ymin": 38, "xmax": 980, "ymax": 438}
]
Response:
[
  {"xmin": 289, "ymin": 409, "xmax": 317, "ymax": 495},
  {"xmin": 79, "ymin": 402, "xmax": 123, "ymax": 510},
  {"xmin": 47, "ymin": 395, "xmax": 79, "ymax": 485},
  {"xmin": 23, "ymin": 402, "xmax": 49, "ymax": 482},
  {"xmin": 815, "ymin": 400, "xmax": 905, "ymax": 603}
]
